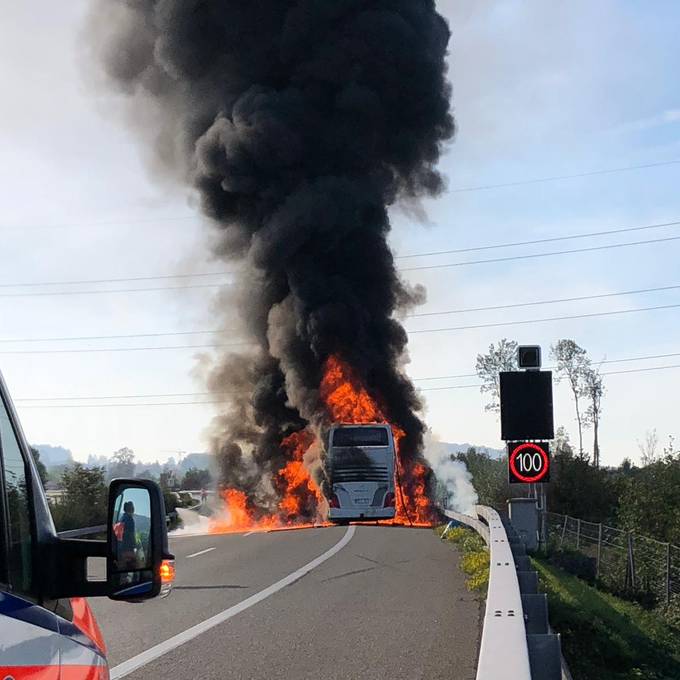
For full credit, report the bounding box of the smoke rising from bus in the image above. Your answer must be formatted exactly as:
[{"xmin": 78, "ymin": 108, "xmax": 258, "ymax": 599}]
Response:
[{"xmin": 88, "ymin": 1, "xmax": 454, "ymax": 524}]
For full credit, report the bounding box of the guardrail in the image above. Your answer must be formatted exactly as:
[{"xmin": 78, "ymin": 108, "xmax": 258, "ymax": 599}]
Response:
[
  {"xmin": 57, "ymin": 525, "xmax": 107, "ymax": 539},
  {"xmin": 443, "ymin": 504, "xmax": 567, "ymax": 680},
  {"xmin": 444, "ymin": 505, "xmax": 532, "ymax": 680}
]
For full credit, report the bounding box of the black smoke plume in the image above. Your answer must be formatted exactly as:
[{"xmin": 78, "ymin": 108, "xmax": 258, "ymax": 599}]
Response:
[{"xmin": 89, "ymin": 0, "xmax": 454, "ymax": 518}]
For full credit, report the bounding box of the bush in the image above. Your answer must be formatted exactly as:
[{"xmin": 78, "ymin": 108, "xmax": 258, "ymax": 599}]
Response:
[
  {"xmin": 548, "ymin": 548, "xmax": 597, "ymax": 582},
  {"xmin": 658, "ymin": 595, "xmax": 680, "ymax": 631}
]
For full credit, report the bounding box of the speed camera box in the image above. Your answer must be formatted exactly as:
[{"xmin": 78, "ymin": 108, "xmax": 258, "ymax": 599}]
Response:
[{"xmin": 499, "ymin": 371, "xmax": 554, "ymax": 441}]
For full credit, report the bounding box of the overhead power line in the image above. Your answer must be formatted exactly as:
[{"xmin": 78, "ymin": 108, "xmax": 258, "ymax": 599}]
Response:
[
  {"xmin": 0, "ymin": 330, "xmax": 236, "ymax": 344},
  {"xmin": 407, "ymin": 302, "xmax": 680, "ymax": 335},
  {"xmin": 397, "ymin": 219, "xmax": 680, "ymax": 259},
  {"xmin": 448, "ymin": 159, "xmax": 680, "ymax": 193},
  {"xmin": 407, "ymin": 283, "xmax": 680, "ymax": 318},
  {"xmin": 399, "ymin": 234, "xmax": 680, "ymax": 273},
  {"xmin": 413, "ymin": 351, "xmax": 680, "ymax": 381},
  {"xmin": 1, "ymin": 281, "xmax": 678, "ymax": 346},
  {"xmin": 7, "ymin": 159, "xmax": 679, "ymax": 233},
  {"xmin": 0, "ymin": 271, "xmax": 231, "ymax": 289},
  {"xmin": 15, "ymin": 392, "xmax": 224, "ymax": 402},
  {"xmin": 1, "ymin": 218, "xmax": 680, "ymax": 296},
  {"xmin": 14, "ymin": 362, "xmax": 680, "ymax": 407},
  {"xmin": 0, "ymin": 343, "xmax": 233, "ymax": 355},
  {"xmin": 1, "ymin": 215, "xmax": 197, "ymax": 232},
  {"xmin": 0, "ymin": 283, "xmax": 223, "ymax": 299},
  {"xmin": 14, "ymin": 351, "xmax": 680, "ymax": 402},
  {"xmin": 2, "ymin": 302, "xmax": 679, "ymax": 355}
]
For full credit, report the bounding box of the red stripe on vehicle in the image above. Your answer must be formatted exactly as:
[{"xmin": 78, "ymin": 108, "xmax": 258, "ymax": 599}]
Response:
[
  {"xmin": 61, "ymin": 665, "xmax": 110, "ymax": 680},
  {"xmin": 70, "ymin": 598, "xmax": 107, "ymax": 656},
  {"xmin": 0, "ymin": 667, "xmax": 59, "ymax": 680}
]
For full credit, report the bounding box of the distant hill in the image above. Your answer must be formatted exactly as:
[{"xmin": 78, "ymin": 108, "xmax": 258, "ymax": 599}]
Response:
[
  {"xmin": 439, "ymin": 442, "xmax": 505, "ymax": 459},
  {"xmin": 34, "ymin": 444, "xmax": 73, "ymax": 467}
]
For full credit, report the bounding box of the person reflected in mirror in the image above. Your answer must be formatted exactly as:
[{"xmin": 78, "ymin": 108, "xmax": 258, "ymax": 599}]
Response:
[{"xmin": 119, "ymin": 500, "xmax": 137, "ymax": 578}]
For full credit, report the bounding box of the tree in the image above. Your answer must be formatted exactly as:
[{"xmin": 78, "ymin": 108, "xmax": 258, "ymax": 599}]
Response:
[
  {"xmin": 136, "ymin": 468, "xmax": 158, "ymax": 482},
  {"xmin": 637, "ymin": 428, "xmax": 659, "ymax": 466},
  {"xmin": 181, "ymin": 467, "xmax": 212, "ymax": 490},
  {"xmin": 583, "ymin": 365, "xmax": 605, "ymax": 467},
  {"xmin": 30, "ymin": 446, "xmax": 48, "ymax": 488},
  {"xmin": 49, "ymin": 464, "xmax": 107, "ymax": 532},
  {"xmin": 551, "ymin": 339, "xmax": 590, "ymax": 459},
  {"xmin": 475, "ymin": 339, "xmax": 518, "ymax": 412},
  {"xmin": 551, "ymin": 426, "xmax": 574, "ymax": 458},
  {"xmin": 109, "ymin": 447, "xmax": 136, "ymax": 479}
]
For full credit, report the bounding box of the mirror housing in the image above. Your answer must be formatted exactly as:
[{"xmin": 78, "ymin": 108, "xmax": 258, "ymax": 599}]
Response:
[
  {"xmin": 107, "ymin": 478, "xmax": 175, "ymax": 601},
  {"xmin": 43, "ymin": 479, "xmax": 174, "ymax": 601}
]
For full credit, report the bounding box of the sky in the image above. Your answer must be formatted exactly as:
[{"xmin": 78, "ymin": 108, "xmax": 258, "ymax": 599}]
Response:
[{"xmin": 1, "ymin": 1, "xmax": 679, "ymax": 466}]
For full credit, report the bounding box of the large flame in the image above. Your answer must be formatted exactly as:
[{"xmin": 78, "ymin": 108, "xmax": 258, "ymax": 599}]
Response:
[
  {"xmin": 320, "ymin": 355, "xmax": 434, "ymax": 526},
  {"xmin": 209, "ymin": 354, "xmax": 433, "ymax": 534}
]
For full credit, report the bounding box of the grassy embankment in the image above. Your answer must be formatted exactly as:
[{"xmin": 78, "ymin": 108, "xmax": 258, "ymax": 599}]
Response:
[
  {"xmin": 438, "ymin": 524, "xmax": 680, "ymax": 679},
  {"xmin": 532, "ymin": 557, "xmax": 680, "ymax": 680}
]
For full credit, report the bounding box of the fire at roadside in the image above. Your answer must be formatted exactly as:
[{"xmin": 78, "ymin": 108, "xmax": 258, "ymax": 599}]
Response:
[
  {"xmin": 208, "ymin": 355, "xmax": 435, "ymax": 534},
  {"xmin": 89, "ymin": 1, "xmax": 454, "ymax": 531}
]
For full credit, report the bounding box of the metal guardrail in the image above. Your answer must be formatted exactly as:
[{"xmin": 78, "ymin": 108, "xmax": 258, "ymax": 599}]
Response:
[
  {"xmin": 57, "ymin": 525, "xmax": 107, "ymax": 539},
  {"xmin": 443, "ymin": 505, "xmax": 532, "ymax": 680}
]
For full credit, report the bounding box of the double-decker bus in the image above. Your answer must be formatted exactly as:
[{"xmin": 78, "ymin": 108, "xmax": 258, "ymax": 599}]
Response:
[{"xmin": 326, "ymin": 423, "xmax": 396, "ymax": 523}]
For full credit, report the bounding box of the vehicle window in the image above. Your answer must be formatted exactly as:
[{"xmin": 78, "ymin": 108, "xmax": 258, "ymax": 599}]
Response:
[
  {"xmin": 332, "ymin": 427, "xmax": 389, "ymax": 447},
  {"xmin": 0, "ymin": 395, "xmax": 33, "ymax": 596}
]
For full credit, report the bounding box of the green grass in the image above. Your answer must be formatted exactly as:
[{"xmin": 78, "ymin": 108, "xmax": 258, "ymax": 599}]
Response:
[
  {"xmin": 532, "ymin": 557, "xmax": 680, "ymax": 680},
  {"xmin": 437, "ymin": 524, "xmax": 489, "ymax": 592}
]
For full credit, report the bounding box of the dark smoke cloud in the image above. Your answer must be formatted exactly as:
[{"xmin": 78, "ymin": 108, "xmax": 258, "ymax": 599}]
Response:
[{"xmin": 89, "ymin": 0, "xmax": 454, "ymax": 516}]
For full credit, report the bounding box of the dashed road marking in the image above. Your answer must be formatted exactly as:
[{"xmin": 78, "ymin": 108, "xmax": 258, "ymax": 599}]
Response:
[
  {"xmin": 185, "ymin": 547, "xmax": 216, "ymax": 559},
  {"xmin": 110, "ymin": 525, "xmax": 355, "ymax": 679}
]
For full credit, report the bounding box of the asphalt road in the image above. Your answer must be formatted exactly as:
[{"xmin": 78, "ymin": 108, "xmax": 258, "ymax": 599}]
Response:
[{"xmin": 89, "ymin": 525, "xmax": 481, "ymax": 680}]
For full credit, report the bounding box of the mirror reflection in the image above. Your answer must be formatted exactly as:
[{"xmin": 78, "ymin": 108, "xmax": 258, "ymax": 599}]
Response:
[{"xmin": 111, "ymin": 486, "xmax": 153, "ymax": 590}]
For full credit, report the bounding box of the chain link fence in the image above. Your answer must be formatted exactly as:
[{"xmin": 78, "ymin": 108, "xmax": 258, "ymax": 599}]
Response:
[{"xmin": 544, "ymin": 511, "xmax": 680, "ymax": 607}]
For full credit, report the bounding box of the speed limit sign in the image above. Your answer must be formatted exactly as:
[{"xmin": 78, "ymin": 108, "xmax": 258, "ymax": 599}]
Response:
[{"xmin": 508, "ymin": 441, "xmax": 550, "ymax": 484}]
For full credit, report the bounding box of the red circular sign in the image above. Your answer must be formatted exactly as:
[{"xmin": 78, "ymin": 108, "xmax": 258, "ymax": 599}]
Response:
[{"xmin": 509, "ymin": 442, "xmax": 549, "ymax": 483}]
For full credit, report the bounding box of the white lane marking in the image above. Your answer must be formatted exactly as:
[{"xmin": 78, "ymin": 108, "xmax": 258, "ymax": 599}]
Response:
[
  {"xmin": 185, "ymin": 547, "xmax": 216, "ymax": 559},
  {"xmin": 110, "ymin": 525, "xmax": 355, "ymax": 679},
  {"xmin": 243, "ymin": 530, "xmax": 257, "ymax": 537}
]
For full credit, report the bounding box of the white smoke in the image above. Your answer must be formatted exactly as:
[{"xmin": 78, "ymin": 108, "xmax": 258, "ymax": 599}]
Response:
[{"xmin": 423, "ymin": 430, "xmax": 479, "ymax": 515}]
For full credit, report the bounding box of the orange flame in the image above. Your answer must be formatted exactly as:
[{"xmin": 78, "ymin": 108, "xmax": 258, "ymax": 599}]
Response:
[
  {"xmin": 210, "ymin": 354, "xmax": 433, "ymax": 533},
  {"xmin": 320, "ymin": 355, "xmax": 434, "ymax": 526}
]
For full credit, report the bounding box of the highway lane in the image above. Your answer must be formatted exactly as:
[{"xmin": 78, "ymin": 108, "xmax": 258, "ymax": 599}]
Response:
[{"xmin": 90, "ymin": 525, "xmax": 481, "ymax": 680}]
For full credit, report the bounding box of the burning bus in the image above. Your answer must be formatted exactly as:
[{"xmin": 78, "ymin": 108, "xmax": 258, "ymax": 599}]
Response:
[{"xmin": 326, "ymin": 423, "xmax": 397, "ymax": 523}]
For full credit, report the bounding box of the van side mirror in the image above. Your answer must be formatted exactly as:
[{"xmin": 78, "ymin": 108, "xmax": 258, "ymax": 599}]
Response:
[{"xmin": 107, "ymin": 479, "xmax": 175, "ymax": 601}]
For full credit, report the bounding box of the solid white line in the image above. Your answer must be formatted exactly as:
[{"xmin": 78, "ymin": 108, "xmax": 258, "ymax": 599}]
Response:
[
  {"xmin": 109, "ymin": 525, "xmax": 355, "ymax": 679},
  {"xmin": 185, "ymin": 547, "xmax": 216, "ymax": 559},
  {"xmin": 243, "ymin": 530, "xmax": 257, "ymax": 537}
]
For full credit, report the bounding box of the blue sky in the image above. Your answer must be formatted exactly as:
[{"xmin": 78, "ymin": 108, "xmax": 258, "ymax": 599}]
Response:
[{"xmin": 1, "ymin": 1, "xmax": 679, "ymax": 465}]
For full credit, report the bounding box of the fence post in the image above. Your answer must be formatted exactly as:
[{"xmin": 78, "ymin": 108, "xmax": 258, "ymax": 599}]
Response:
[
  {"xmin": 667, "ymin": 543, "xmax": 672, "ymax": 606},
  {"xmin": 627, "ymin": 532, "xmax": 636, "ymax": 591},
  {"xmin": 576, "ymin": 518, "xmax": 581, "ymax": 550},
  {"xmin": 559, "ymin": 515, "xmax": 568, "ymax": 550},
  {"xmin": 596, "ymin": 523, "xmax": 603, "ymax": 580}
]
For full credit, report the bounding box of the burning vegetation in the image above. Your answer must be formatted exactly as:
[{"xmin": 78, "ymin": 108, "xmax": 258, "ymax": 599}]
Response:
[{"xmin": 89, "ymin": 1, "xmax": 454, "ymax": 531}]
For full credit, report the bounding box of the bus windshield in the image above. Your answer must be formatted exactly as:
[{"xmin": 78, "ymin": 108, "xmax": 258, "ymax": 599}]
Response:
[{"xmin": 331, "ymin": 427, "xmax": 389, "ymax": 448}]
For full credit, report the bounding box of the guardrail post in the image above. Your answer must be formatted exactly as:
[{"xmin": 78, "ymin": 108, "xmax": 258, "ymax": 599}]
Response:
[
  {"xmin": 595, "ymin": 523, "xmax": 603, "ymax": 579},
  {"xmin": 576, "ymin": 518, "xmax": 581, "ymax": 550},
  {"xmin": 666, "ymin": 542, "xmax": 672, "ymax": 606}
]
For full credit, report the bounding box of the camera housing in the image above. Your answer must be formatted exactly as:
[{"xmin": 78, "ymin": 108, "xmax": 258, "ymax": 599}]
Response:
[{"xmin": 518, "ymin": 345, "xmax": 542, "ymax": 370}]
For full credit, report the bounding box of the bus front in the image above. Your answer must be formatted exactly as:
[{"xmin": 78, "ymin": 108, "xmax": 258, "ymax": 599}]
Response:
[{"xmin": 327, "ymin": 424, "xmax": 396, "ymax": 522}]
